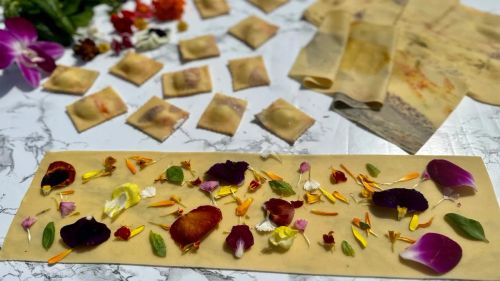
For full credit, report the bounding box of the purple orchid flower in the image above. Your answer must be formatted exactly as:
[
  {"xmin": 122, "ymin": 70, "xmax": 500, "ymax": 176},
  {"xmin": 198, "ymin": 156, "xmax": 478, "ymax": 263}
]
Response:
[{"xmin": 0, "ymin": 17, "xmax": 64, "ymax": 87}]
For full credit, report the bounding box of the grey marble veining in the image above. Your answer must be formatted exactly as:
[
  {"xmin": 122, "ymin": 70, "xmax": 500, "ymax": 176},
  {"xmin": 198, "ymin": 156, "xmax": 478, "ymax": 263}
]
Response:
[{"xmin": 0, "ymin": 0, "xmax": 499, "ymax": 280}]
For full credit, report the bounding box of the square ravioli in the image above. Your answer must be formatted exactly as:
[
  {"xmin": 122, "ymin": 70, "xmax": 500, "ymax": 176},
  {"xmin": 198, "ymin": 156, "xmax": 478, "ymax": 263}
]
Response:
[
  {"xmin": 197, "ymin": 93, "xmax": 247, "ymax": 136},
  {"xmin": 109, "ymin": 51, "xmax": 163, "ymax": 86},
  {"xmin": 66, "ymin": 87, "xmax": 127, "ymax": 133},
  {"xmin": 248, "ymin": 0, "xmax": 289, "ymax": 13},
  {"xmin": 194, "ymin": 0, "xmax": 230, "ymax": 19},
  {"xmin": 228, "ymin": 56, "xmax": 270, "ymax": 91},
  {"xmin": 178, "ymin": 35, "xmax": 220, "ymax": 61},
  {"xmin": 229, "ymin": 15, "xmax": 279, "ymax": 49},
  {"xmin": 127, "ymin": 96, "xmax": 189, "ymax": 142},
  {"xmin": 256, "ymin": 98, "xmax": 315, "ymax": 144},
  {"xmin": 43, "ymin": 65, "xmax": 99, "ymax": 95},
  {"xmin": 162, "ymin": 65, "xmax": 212, "ymax": 98}
]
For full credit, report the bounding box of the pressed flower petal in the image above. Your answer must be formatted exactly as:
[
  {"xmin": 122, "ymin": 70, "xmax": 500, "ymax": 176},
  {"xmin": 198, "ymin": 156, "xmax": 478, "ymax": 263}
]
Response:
[
  {"xmin": 60, "ymin": 216, "xmax": 111, "ymax": 248},
  {"xmin": 293, "ymin": 219, "xmax": 308, "ymax": 232},
  {"xmin": 255, "ymin": 219, "xmax": 276, "ymax": 232},
  {"xmin": 225, "ymin": 225, "xmax": 254, "ymax": 258},
  {"xmin": 5, "ymin": 17, "xmax": 38, "ymax": 44},
  {"xmin": 268, "ymin": 226, "xmax": 298, "ymax": 250},
  {"xmin": 206, "ymin": 160, "xmax": 249, "ymax": 185},
  {"xmin": 303, "ymin": 179, "xmax": 320, "ymax": 191},
  {"xmin": 400, "ymin": 232, "xmax": 462, "ymax": 274},
  {"xmin": 200, "ymin": 181, "xmax": 219, "ymax": 193},
  {"xmin": 59, "ymin": 201, "xmax": 76, "ymax": 217},
  {"xmin": 21, "ymin": 216, "xmax": 37, "ymax": 230},
  {"xmin": 16, "ymin": 60, "xmax": 41, "ymax": 88},
  {"xmin": 141, "ymin": 186, "xmax": 157, "ymax": 198},
  {"xmin": 372, "ymin": 188, "xmax": 429, "ymax": 214},
  {"xmin": 30, "ymin": 41, "xmax": 65, "ymax": 59},
  {"xmin": 299, "ymin": 161, "xmax": 310, "ymax": 173},
  {"xmin": 264, "ymin": 198, "xmax": 295, "ymax": 226},
  {"xmin": 423, "ymin": 159, "xmax": 476, "ymax": 192}
]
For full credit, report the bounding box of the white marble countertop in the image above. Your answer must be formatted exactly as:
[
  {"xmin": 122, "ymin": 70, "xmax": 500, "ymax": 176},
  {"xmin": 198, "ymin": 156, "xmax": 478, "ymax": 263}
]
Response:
[{"xmin": 0, "ymin": 0, "xmax": 499, "ymax": 280}]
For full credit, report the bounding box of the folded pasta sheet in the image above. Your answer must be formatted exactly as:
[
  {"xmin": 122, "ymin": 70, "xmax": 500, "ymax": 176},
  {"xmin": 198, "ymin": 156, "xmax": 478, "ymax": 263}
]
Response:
[{"xmin": 289, "ymin": 10, "xmax": 350, "ymax": 91}]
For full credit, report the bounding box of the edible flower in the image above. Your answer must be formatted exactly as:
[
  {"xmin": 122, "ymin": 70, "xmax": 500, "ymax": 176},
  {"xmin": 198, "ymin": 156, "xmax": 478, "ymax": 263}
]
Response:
[
  {"xmin": 310, "ymin": 209, "xmax": 338, "ymax": 216},
  {"xmin": 264, "ymin": 198, "xmax": 296, "ymax": 226},
  {"xmin": 320, "ymin": 231, "xmax": 335, "ymax": 251},
  {"xmin": 409, "ymin": 214, "xmax": 434, "ymax": 231},
  {"xmin": 303, "ymin": 179, "xmax": 320, "ymax": 191},
  {"xmin": 268, "ymin": 226, "xmax": 298, "ymax": 251},
  {"xmin": 330, "ymin": 168, "xmax": 347, "ymax": 184},
  {"xmin": 188, "ymin": 177, "xmax": 202, "ymax": 187},
  {"xmin": 380, "ymin": 172, "xmax": 419, "ymax": 185},
  {"xmin": 206, "ymin": 160, "xmax": 249, "ymax": 185},
  {"xmin": 399, "ymin": 232, "xmax": 462, "ymax": 274},
  {"xmin": 352, "ymin": 225, "xmax": 367, "ymax": 248},
  {"xmin": 82, "ymin": 156, "xmax": 116, "ymax": 183},
  {"xmin": 103, "ymin": 183, "xmax": 142, "ymax": 218},
  {"xmin": 153, "ymin": 0, "xmax": 186, "ymax": 21},
  {"xmin": 180, "ymin": 160, "xmax": 196, "ymax": 177},
  {"xmin": 199, "ymin": 181, "xmax": 219, "ymax": 205},
  {"xmin": 41, "ymin": 161, "xmax": 76, "ymax": 195},
  {"xmin": 332, "ymin": 191, "xmax": 349, "ymax": 204},
  {"xmin": 114, "ymin": 225, "xmax": 145, "ymax": 241},
  {"xmin": 225, "ymin": 225, "xmax": 254, "ymax": 258},
  {"xmin": 304, "ymin": 191, "xmax": 321, "ymax": 204},
  {"xmin": 111, "ymin": 11, "xmax": 135, "ymax": 34},
  {"xmin": 21, "ymin": 216, "xmax": 37, "ymax": 242},
  {"xmin": 319, "ymin": 187, "xmax": 336, "ymax": 203},
  {"xmin": 215, "ymin": 185, "xmax": 238, "ymax": 199},
  {"xmin": 386, "ymin": 230, "xmax": 416, "ymax": 252},
  {"xmin": 293, "ymin": 219, "xmax": 310, "ymax": 247},
  {"xmin": 0, "ymin": 17, "xmax": 64, "ymax": 87},
  {"xmin": 141, "ymin": 186, "xmax": 157, "ymax": 198},
  {"xmin": 73, "ymin": 38, "xmax": 100, "ymax": 61},
  {"xmin": 59, "ymin": 201, "xmax": 76, "ymax": 217},
  {"xmin": 371, "ymin": 188, "xmax": 429, "ymax": 220},
  {"xmin": 235, "ymin": 197, "xmax": 254, "ymax": 217}
]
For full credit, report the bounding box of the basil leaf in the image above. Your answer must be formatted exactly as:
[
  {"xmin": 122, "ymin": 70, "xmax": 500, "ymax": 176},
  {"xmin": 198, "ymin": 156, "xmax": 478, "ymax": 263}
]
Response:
[
  {"xmin": 269, "ymin": 180, "xmax": 296, "ymax": 197},
  {"xmin": 166, "ymin": 166, "xmax": 184, "ymax": 184},
  {"xmin": 149, "ymin": 231, "xmax": 166, "ymax": 257},
  {"xmin": 62, "ymin": 0, "xmax": 82, "ymax": 15},
  {"xmin": 366, "ymin": 163, "xmax": 380, "ymax": 178},
  {"xmin": 445, "ymin": 213, "xmax": 489, "ymax": 242},
  {"xmin": 31, "ymin": 0, "xmax": 75, "ymax": 34},
  {"xmin": 42, "ymin": 222, "xmax": 55, "ymax": 250},
  {"xmin": 341, "ymin": 240, "xmax": 355, "ymax": 257},
  {"xmin": 69, "ymin": 7, "xmax": 94, "ymax": 28}
]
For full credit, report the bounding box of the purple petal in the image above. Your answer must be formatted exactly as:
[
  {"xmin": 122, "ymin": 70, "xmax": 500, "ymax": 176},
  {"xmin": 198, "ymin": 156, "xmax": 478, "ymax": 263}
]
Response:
[
  {"xmin": 16, "ymin": 60, "xmax": 41, "ymax": 88},
  {"xmin": 0, "ymin": 30, "xmax": 16, "ymax": 69},
  {"xmin": 372, "ymin": 188, "xmax": 428, "ymax": 212},
  {"xmin": 400, "ymin": 232, "xmax": 462, "ymax": 274},
  {"xmin": 60, "ymin": 216, "xmax": 111, "ymax": 248},
  {"xmin": 5, "ymin": 17, "xmax": 37, "ymax": 44},
  {"xmin": 299, "ymin": 161, "xmax": 310, "ymax": 174},
  {"xmin": 21, "ymin": 216, "xmax": 37, "ymax": 230},
  {"xmin": 30, "ymin": 41, "xmax": 65, "ymax": 59},
  {"xmin": 424, "ymin": 159, "xmax": 476, "ymax": 192},
  {"xmin": 60, "ymin": 201, "xmax": 76, "ymax": 217},
  {"xmin": 206, "ymin": 160, "xmax": 249, "ymax": 185},
  {"xmin": 199, "ymin": 181, "xmax": 219, "ymax": 193},
  {"xmin": 225, "ymin": 224, "xmax": 254, "ymax": 258},
  {"xmin": 293, "ymin": 218, "xmax": 308, "ymax": 232},
  {"xmin": 29, "ymin": 46, "xmax": 56, "ymax": 73}
]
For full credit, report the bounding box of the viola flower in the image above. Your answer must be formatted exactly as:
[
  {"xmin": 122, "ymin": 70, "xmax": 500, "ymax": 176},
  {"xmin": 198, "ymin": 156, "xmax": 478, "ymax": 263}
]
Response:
[
  {"xmin": 206, "ymin": 160, "xmax": 249, "ymax": 185},
  {"xmin": 59, "ymin": 201, "xmax": 76, "ymax": 217},
  {"xmin": 0, "ymin": 17, "xmax": 64, "ymax": 88},
  {"xmin": 225, "ymin": 225, "xmax": 254, "ymax": 258}
]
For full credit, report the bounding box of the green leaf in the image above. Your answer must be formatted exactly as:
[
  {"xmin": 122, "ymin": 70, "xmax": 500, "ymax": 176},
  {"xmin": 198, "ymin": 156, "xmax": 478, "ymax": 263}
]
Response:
[
  {"xmin": 366, "ymin": 163, "xmax": 380, "ymax": 178},
  {"xmin": 341, "ymin": 240, "xmax": 355, "ymax": 257},
  {"xmin": 269, "ymin": 180, "xmax": 296, "ymax": 197},
  {"xmin": 31, "ymin": 0, "xmax": 75, "ymax": 34},
  {"xmin": 445, "ymin": 213, "xmax": 489, "ymax": 242},
  {"xmin": 149, "ymin": 231, "xmax": 166, "ymax": 257},
  {"xmin": 33, "ymin": 21, "xmax": 73, "ymax": 46},
  {"xmin": 69, "ymin": 7, "xmax": 94, "ymax": 28},
  {"xmin": 42, "ymin": 222, "xmax": 55, "ymax": 250},
  {"xmin": 166, "ymin": 166, "xmax": 184, "ymax": 185},
  {"xmin": 62, "ymin": 0, "xmax": 82, "ymax": 15}
]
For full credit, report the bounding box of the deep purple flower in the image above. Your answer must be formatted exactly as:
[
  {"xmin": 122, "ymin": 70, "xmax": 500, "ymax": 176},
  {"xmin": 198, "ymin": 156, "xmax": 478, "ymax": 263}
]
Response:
[{"xmin": 0, "ymin": 17, "xmax": 64, "ymax": 87}]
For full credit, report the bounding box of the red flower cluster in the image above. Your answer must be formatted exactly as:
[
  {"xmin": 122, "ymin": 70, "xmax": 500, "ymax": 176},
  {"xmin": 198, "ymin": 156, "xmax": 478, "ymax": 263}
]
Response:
[
  {"xmin": 111, "ymin": 11, "xmax": 135, "ymax": 34},
  {"xmin": 153, "ymin": 0, "xmax": 185, "ymax": 21}
]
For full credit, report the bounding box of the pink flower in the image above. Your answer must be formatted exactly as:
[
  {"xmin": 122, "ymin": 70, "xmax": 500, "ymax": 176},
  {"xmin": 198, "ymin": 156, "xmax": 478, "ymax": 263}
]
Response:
[
  {"xmin": 0, "ymin": 17, "xmax": 64, "ymax": 88},
  {"xmin": 299, "ymin": 162, "xmax": 310, "ymax": 174},
  {"xmin": 21, "ymin": 216, "xmax": 37, "ymax": 230},
  {"xmin": 60, "ymin": 201, "xmax": 76, "ymax": 217},
  {"xmin": 293, "ymin": 218, "xmax": 308, "ymax": 232},
  {"xmin": 199, "ymin": 181, "xmax": 219, "ymax": 193}
]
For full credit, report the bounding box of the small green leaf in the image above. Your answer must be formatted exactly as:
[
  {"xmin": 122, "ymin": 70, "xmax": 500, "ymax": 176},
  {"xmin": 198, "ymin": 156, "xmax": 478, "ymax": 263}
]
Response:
[
  {"xmin": 69, "ymin": 7, "xmax": 94, "ymax": 27},
  {"xmin": 445, "ymin": 213, "xmax": 488, "ymax": 242},
  {"xmin": 42, "ymin": 222, "xmax": 55, "ymax": 250},
  {"xmin": 166, "ymin": 166, "xmax": 184, "ymax": 184},
  {"xmin": 269, "ymin": 180, "xmax": 296, "ymax": 197},
  {"xmin": 366, "ymin": 163, "xmax": 380, "ymax": 178},
  {"xmin": 149, "ymin": 231, "xmax": 166, "ymax": 257},
  {"xmin": 341, "ymin": 240, "xmax": 355, "ymax": 257}
]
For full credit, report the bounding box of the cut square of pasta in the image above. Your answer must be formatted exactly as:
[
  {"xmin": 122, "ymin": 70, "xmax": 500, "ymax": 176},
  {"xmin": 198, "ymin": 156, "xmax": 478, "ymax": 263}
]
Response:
[
  {"xmin": 248, "ymin": 0, "xmax": 289, "ymax": 13},
  {"xmin": 229, "ymin": 15, "xmax": 279, "ymax": 49},
  {"xmin": 197, "ymin": 93, "xmax": 247, "ymax": 136},
  {"xmin": 178, "ymin": 35, "xmax": 220, "ymax": 61},
  {"xmin": 43, "ymin": 65, "xmax": 99, "ymax": 95},
  {"xmin": 66, "ymin": 87, "xmax": 127, "ymax": 133},
  {"xmin": 228, "ymin": 56, "xmax": 270, "ymax": 91},
  {"xmin": 109, "ymin": 51, "xmax": 163, "ymax": 86},
  {"xmin": 194, "ymin": 0, "xmax": 230, "ymax": 19},
  {"xmin": 162, "ymin": 65, "xmax": 212, "ymax": 98},
  {"xmin": 255, "ymin": 98, "xmax": 315, "ymax": 144},
  {"xmin": 127, "ymin": 96, "xmax": 189, "ymax": 142}
]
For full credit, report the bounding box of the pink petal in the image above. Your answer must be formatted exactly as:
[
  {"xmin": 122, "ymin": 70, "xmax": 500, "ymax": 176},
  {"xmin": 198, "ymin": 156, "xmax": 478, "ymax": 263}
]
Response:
[
  {"xmin": 293, "ymin": 218, "xmax": 308, "ymax": 232},
  {"xmin": 29, "ymin": 46, "xmax": 56, "ymax": 73},
  {"xmin": 21, "ymin": 216, "xmax": 37, "ymax": 230},
  {"xmin": 199, "ymin": 181, "xmax": 219, "ymax": 193},
  {"xmin": 16, "ymin": 60, "xmax": 41, "ymax": 88},
  {"xmin": 5, "ymin": 17, "xmax": 37, "ymax": 44},
  {"xmin": 0, "ymin": 30, "xmax": 16, "ymax": 69},
  {"xmin": 60, "ymin": 201, "xmax": 76, "ymax": 217},
  {"xmin": 30, "ymin": 41, "xmax": 65, "ymax": 59}
]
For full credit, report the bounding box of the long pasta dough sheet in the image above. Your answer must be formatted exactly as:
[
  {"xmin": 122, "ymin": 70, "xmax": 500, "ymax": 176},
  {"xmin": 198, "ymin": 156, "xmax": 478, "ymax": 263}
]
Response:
[{"xmin": 1, "ymin": 151, "xmax": 499, "ymax": 280}]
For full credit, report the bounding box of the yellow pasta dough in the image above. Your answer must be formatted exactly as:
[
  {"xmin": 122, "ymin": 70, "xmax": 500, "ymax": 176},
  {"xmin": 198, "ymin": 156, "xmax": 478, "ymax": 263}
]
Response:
[
  {"xmin": 248, "ymin": 0, "xmax": 289, "ymax": 13},
  {"xmin": 109, "ymin": 51, "xmax": 163, "ymax": 86},
  {"xmin": 66, "ymin": 87, "xmax": 127, "ymax": 133},
  {"xmin": 228, "ymin": 56, "xmax": 270, "ymax": 91},
  {"xmin": 197, "ymin": 93, "xmax": 247, "ymax": 136},
  {"xmin": 43, "ymin": 65, "xmax": 99, "ymax": 95},
  {"xmin": 229, "ymin": 15, "xmax": 279, "ymax": 49},
  {"xmin": 194, "ymin": 0, "xmax": 230, "ymax": 19},
  {"xmin": 178, "ymin": 35, "xmax": 220, "ymax": 61},
  {"xmin": 256, "ymin": 98, "xmax": 315, "ymax": 144},
  {"xmin": 126, "ymin": 96, "xmax": 189, "ymax": 142},
  {"xmin": 162, "ymin": 65, "xmax": 212, "ymax": 98}
]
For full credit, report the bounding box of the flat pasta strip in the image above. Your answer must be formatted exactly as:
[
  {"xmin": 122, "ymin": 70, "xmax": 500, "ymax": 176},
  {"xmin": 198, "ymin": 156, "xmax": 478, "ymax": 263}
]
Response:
[
  {"xmin": 162, "ymin": 65, "xmax": 212, "ymax": 98},
  {"xmin": 126, "ymin": 96, "xmax": 189, "ymax": 142},
  {"xmin": 228, "ymin": 56, "xmax": 270, "ymax": 91},
  {"xmin": 288, "ymin": 10, "xmax": 351, "ymax": 91},
  {"xmin": 197, "ymin": 93, "xmax": 247, "ymax": 136},
  {"xmin": 331, "ymin": 22, "xmax": 396, "ymax": 109},
  {"xmin": 66, "ymin": 87, "xmax": 127, "ymax": 133},
  {"xmin": 109, "ymin": 51, "xmax": 163, "ymax": 86},
  {"xmin": 248, "ymin": 0, "xmax": 289, "ymax": 13},
  {"xmin": 229, "ymin": 15, "xmax": 279, "ymax": 49},
  {"xmin": 194, "ymin": 0, "xmax": 230, "ymax": 19},
  {"xmin": 255, "ymin": 98, "xmax": 315, "ymax": 144},
  {"xmin": 178, "ymin": 35, "xmax": 220, "ymax": 62},
  {"xmin": 43, "ymin": 65, "xmax": 99, "ymax": 95}
]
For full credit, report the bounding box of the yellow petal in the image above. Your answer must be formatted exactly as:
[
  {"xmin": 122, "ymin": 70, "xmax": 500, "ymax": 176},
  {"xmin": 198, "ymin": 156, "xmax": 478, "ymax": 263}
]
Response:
[
  {"xmin": 397, "ymin": 206, "xmax": 407, "ymax": 220},
  {"xmin": 319, "ymin": 187, "xmax": 336, "ymax": 203},
  {"xmin": 236, "ymin": 198, "xmax": 254, "ymax": 216},
  {"xmin": 381, "ymin": 172, "xmax": 420, "ymax": 185},
  {"xmin": 409, "ymin": 213, "xmax": 419, "ymax": 231},
  {"xmin": 417, "ymin": 217, "xmax": 434, "ymax": 229},
  {"xmin": 82, "ymin": 170, "xmax": 101, "ymax": 182},
  {"xmin": 130, "ymin": 225, "xmax": 145, "ymax": 238},
  {"xmin": 125, "ymin": 159, "xmax": 137, "ymax": 174},
  {"xmin": 48, "ymin": 248, "xmax": 73, "ymax": 265},
  {"xmin": 263, "ymin": 170, "xmax": 283, "ymax": 181},
  {"xmin": 352, "ymin": 225, "xmax": 367, "ymax": 248},
  {"xmin": 332, "ymin": 191, "xmax": 349, "ymax": 204},
  {"xmin": 215, "ymin": 185, "xmax": 238, "ymax": 199},
  {"xmin": 148, "ymin": 200, "xmax": 176, "ymax": 207}
]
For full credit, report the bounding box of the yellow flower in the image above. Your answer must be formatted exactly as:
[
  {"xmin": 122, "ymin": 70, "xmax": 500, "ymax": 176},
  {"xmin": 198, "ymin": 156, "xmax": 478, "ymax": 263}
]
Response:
[
  {"xmin": 269, "ymin": 226, "xmax": 298, "ymax": 250},
  {"xmin": 104, "ymin": 183, "xmax": 141, "ymax": 218}
]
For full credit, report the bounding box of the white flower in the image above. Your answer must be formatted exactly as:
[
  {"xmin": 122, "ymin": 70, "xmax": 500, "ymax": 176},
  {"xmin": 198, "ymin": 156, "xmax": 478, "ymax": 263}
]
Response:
[
  {"xmin": 256, "ymin": 219, "xmax": 276, "ymax": 232},
  {"xmin": 303, "ymin": 179, "xmax": 320, "ymax": 191},
  {"xmin": 141, "ymin": 186, "xmax": 156, "ymax": 198}
]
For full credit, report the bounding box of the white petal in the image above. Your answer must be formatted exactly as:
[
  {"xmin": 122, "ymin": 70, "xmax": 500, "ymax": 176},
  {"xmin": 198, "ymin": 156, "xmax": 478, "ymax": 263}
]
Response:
[
  {"xmin": 141, "ymin": 186, "xmax": 157, "ymax": 198},
  {"xmin": 256, "ymin": 219, "xmax": 276, "ymax": 232},
  {"xmin": 303, "ymin": 180, "xmax": 320, "ymax": 191}
]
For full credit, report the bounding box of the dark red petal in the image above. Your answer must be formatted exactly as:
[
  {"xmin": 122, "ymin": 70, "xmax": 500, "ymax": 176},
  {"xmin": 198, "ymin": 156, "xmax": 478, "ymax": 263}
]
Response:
[
  {"xmin": 60, "ymin": 217, "xmax": 111, "ymax": 248},
  {"xmin": 225, "ymin": 225, "xmax": 254, "ymax": 251},
  {"xmin": 290, "ymin": 200, "xmax": 304, "ymax": 208},
  {"xmin": 170, "ymin": 205, "xmax": 222, "ymax": 249},
  {"xmin": 264, "ymin": 198, "xmax": 295, "ymax": 226}
]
